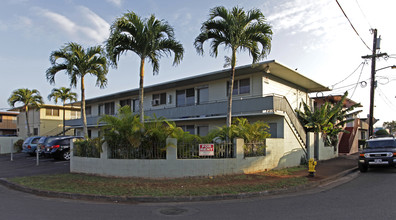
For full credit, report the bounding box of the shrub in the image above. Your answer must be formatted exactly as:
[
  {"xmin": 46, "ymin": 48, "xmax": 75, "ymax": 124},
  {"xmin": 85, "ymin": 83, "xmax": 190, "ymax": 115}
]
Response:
[
  {"xmin": 74, "ymin": 138, "xmax": 102, "ymax": 158},
  {"xmin": 13, "ymin": 139, "xmax": 24, "ymax": 152}
]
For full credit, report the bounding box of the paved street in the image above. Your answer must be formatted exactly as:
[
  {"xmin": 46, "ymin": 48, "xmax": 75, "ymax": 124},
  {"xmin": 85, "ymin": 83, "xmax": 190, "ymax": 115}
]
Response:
[{"xmin": 1, "ymin": 154, "xmax": 396, "ymax": 219}]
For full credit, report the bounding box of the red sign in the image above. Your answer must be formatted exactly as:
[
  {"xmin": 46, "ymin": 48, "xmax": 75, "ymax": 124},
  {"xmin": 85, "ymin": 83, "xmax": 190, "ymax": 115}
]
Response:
[{"xmin": 199, "ymin": 144, "xmax": 214, "ymax": 156}]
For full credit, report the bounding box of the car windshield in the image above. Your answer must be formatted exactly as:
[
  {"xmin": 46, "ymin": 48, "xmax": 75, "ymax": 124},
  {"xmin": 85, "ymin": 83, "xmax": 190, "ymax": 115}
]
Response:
[{"xmin": 367, "ymin": 140, "xmax": 396, "ymax": 148}]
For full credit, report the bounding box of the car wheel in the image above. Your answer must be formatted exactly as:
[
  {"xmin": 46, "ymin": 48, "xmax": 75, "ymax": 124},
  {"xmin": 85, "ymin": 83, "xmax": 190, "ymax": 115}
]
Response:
[
  {"xmin": 359, "ymin": 163, "xmax": 368, "ymax": 173},
  {"xmin": 62, "ymin": 150, "xmax": 71, "ymax": 161}
]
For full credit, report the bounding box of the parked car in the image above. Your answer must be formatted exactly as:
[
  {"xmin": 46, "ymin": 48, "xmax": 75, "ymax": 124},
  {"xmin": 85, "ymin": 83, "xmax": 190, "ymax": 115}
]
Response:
[
  {"xmin": 358, "ymin": 136, "xmax": 396, "ymax": 172},
  {"xmin": 37, "ymin": 136, "xmax": 64, "ymax": 157},
  {"xmin": 22, "ymin": 136, "xmax": 42, "ymax": 156},
  {"xmin": 45, "ymin": 136, "xmax": 84, "ymax": 160}
]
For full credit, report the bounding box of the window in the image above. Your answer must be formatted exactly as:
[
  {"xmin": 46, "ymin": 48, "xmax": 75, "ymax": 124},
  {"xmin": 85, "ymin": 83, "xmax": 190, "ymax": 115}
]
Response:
[
  {"xmin": 98, "ymin": 102, "xmax": 115, "ymax": 115},
  {"xmin": 71, "ymin": 110, "xmax": 81, "ymax": 119},
  {"xmin": 88, "ymin": 129, "xmax": 92, "ymax": 139},
  {"xmin": 227, "ymin": 78, "xmax": 250, "ymax": 96},
  {"xmin": 152, "ymin": 93, "xmax": 166, "ymax": 106},
  {"xmin": 120, "ymin": 99, "xmax": 131, "ymax": 108},
  {"xmin": 197, "ymin": 126, "xmax": 209, "ymax": 136},
  {"xmin": 0, "ymin": 115, "xmax": 2, "ymax": 123},
  {"xmin": 120, "ymin": 99, "xmax": 139, "ymax": 112},
  {"xmin": 181, "ymin": 125, "xmax": 195, "ymax": 134},
  {"xmin": 45, "ymin": 108, "xmax": 60, "ymax": 116},
  {"xmin": 132, "ymin": 99, "xmax": 139, "ymax": 112},
  {"xmin": 269, "ymin": 123, "xmax": 278, "ymax": 138},
  {"xmin": 197, "ymin": 87, "xmax": 209, "ymax": 104},
  {"xmin": 33, "ymin": 128, "xmax": 39, "ymax": 136},
  {"xmin": 176, "ymin": 88, "xmax": 195, "ymax": 107},
  {"xmin": 86, "ymin": 106, "xmax": 91, "ymax": 115}
]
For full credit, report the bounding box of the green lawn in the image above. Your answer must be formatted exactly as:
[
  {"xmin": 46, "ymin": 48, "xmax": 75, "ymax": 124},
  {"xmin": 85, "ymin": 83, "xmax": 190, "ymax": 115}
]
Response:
[{"xmin": 9, "ymin": 166, "xmax": 308, "ymax": 197}]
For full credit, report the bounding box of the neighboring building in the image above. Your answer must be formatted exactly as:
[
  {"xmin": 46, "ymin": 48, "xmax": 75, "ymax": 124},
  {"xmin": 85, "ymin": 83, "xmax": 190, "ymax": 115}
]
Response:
[
  {"xmin": 0, "ymin": 111, "xmax": 18, "ymax": 136},
  {"xmin": 66, "ymin": 60, "xmax": 330, "ymax": 157},
  {"xmin": 10, "ymin": 104, "xmax": 81, "ymax": 138},
  {"xmin": 312, "ymin": 95, "xmax": 363, "ymax": 155}
]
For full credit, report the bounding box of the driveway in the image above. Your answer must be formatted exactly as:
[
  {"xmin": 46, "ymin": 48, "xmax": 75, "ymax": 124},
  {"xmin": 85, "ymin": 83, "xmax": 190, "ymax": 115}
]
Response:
[{"xmin": 0, "ymin": 153, "xmax": 69, "ymax": 178}]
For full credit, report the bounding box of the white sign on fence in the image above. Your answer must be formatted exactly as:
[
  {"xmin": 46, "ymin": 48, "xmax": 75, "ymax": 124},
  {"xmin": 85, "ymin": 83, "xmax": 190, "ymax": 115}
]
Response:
[{"xmin": 199, "ymin": 144, "xmax": 214, "ymax": 156}]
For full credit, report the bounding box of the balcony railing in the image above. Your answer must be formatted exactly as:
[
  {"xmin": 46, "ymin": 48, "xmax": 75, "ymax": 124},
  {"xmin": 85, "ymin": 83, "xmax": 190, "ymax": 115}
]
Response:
[{"xmin": 65, "ymin": 95, "xmax": 306, "ymax": 144}]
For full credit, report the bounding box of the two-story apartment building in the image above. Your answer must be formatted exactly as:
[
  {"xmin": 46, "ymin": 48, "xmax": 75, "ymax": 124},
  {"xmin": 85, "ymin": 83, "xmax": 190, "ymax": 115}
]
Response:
[
  {"xmin": 0, "ymin": 111, "xmax": 18, "ymax": 136},
  {"xmin": 10, "ymin": 104, "xmax": 81, "ymax": 137},
  {"xmin": 66, "ymin": 60, "xmax": 330, "ymax": 146}
]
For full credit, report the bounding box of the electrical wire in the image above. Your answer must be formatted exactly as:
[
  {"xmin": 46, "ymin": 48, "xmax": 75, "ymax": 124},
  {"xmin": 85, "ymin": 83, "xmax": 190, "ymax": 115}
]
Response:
[
  {"xmin": 335, "ymin": 0, "xmax": 371, "ymax": 51},
  {"xmin": 330, "ymin": 62, "xmax": 365, "ymax": 89},
  {"xmin": 355, "ymin": 0, "xmax": 372, "ymax": 29},
  {"xmin": 350, "ymin": 61, "xmax": 366, "ymax": 99},
  {"xmin": 377, "ymin": 87, "xmax": 396, "ymax": 111}
]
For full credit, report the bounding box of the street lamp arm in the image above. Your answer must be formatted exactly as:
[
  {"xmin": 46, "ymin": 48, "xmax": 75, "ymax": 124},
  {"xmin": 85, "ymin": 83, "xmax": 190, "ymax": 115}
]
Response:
[{"xmin": 376, "ymin": 65, "xmax": 396, "ymax": 72}]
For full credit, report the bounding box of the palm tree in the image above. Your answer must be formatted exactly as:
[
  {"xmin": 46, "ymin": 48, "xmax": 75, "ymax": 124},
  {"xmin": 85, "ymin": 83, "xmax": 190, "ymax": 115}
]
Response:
[
  {"xmin": 46, "ymin": 42, "xmax": 108, "ymax": 138},
  {"xmin": 194, "ymin": 6, "xmax": 272, "ymax": 127},
  {"xmin": 106, "ymin": 11, "xmax": 184, "ymax": 124},
  {"xmin": 8, "ymin": 88, "xmax": 44, "ymax": 137},
  {"xmin": 296, "ymin": 91, "xmax": 362, "ymax": 146},
  {"xmin": 48, "ymin": 87, "xmax": 77, "ymax": 136}
]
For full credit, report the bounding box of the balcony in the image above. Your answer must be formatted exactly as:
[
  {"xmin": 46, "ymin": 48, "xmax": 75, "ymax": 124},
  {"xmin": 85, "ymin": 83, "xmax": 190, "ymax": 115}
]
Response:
[{"xmin": 66, "ymin": 96, "xmax": 277, "ymax": 126}]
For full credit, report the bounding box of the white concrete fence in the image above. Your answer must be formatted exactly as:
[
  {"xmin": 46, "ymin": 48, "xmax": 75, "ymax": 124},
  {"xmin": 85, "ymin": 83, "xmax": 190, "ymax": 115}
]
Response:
[
  {"xmin": 70, "ymin": 134, "xmax": 336, "ymax": 178},
  {"xmin": 0, "ymin": 137, "xmax": 22, "ymax": 154}
]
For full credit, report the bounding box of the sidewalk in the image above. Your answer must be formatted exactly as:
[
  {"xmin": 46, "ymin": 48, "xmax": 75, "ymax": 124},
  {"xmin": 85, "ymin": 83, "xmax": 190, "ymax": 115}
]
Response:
[
  {"xmin": 308, "ymin": 153, "xmax": 358, "ymax": 181},
  {"xmin": 0, "ymin": 153, "xmax": 359, "ymax": 203}
]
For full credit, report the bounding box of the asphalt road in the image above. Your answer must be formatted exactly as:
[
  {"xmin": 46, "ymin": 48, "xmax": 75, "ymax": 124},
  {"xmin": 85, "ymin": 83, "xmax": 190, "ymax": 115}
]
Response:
[{"xmin": 1, "ymin": 154, "xmax": 396, "ymax": 219}]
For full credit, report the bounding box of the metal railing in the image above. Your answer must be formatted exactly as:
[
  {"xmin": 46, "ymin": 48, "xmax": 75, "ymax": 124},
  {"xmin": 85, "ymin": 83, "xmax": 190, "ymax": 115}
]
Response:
[
  {"xmin": 177, "ymin": 142, "xmax": 235, "ymax": 159},
  {"xmin": 273, "ymin": 96, "xmax": 306, "ymax": 144},
  {"xmin": 244, "ymin": 141, "xmax": 266, "ymax": 157},
  {"xmin": 108, "ymin": 141, "xmax": 166, "ymax": 159}
]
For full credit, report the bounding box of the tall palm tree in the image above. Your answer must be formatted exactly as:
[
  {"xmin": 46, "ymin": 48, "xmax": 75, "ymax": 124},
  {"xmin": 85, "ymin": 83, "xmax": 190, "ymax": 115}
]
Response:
[
  {"xmin": 46, "ymin": 42, "xmax": 108, "ymax": 138},
  {"xmin": 106, "ymin": 11, "xmax": 184, "ymax": 124},
  {"xmin": 8, "ymin": 88, "xmax": 44, "ymax": 137},
  {"xmin": 194, "ymin": 6, "xmax": 272, "ymax": 127},
  {"xmin": 48, "ymin": 87, "xmax": 77, "ymax": 136}
]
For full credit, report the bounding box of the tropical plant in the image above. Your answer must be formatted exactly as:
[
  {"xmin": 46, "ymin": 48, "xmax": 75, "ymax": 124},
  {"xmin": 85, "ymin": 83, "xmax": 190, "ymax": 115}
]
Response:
[
  {"xmin": 74, "ymin": 137, "xmax": 103, "ymax": 158},
  {"xmin": 296, "ymin": 91, "xmax": 362, "ymax": 146},
  {"xmin": 48, "ymin": 87, "xmax": 77, "ymax": 136},
  {"xmin": 106, "ymin": 11, "xmax": 184, "ymax": 124},
  {"xmin": 8, "ymin": 88, "xmax": 44, "ymax": 136},
  {"xmin": 383, "ymin": 120, "xmax": 396, "ymax": 134},
  {"xmin": 46, "ymin": 42, "xmax": 108, "ymax": 138},
  {"xmin": 194, "ymin": 6, "xmax": 272, "ymax": 127},
  {"xmin": 99, "ymin": 106, "xmax": 179, "ymax": 159}
]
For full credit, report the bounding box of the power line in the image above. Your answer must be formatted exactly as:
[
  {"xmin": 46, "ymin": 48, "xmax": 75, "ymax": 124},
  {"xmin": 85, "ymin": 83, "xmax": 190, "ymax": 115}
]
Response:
[
  {"xmin": 330, "ymin": 62, "xmax": 366, "ymax": 89},
  {"xmin": 350, "ymin": 62, "xmax": 366, "ymax": 99},
  {"xmin": 355, "ymin": 0, "xmax": 372, "ymax": 29},
  {"xmin": 335, "ymin": 0, "xmax": 371, "ymax": 51}
]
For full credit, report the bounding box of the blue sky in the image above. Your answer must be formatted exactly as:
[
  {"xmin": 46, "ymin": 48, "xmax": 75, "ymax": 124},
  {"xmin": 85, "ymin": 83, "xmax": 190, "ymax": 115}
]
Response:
[{"xmin": 1, "ymin": 0, "xmax": 396, "ymax": 126}]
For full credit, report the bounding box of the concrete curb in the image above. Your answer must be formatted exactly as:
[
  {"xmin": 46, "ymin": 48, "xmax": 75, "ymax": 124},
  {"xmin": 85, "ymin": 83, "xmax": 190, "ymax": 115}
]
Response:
[{"xmin": 0, "ymin": 166, "xmax": 359, "ymax": 203}]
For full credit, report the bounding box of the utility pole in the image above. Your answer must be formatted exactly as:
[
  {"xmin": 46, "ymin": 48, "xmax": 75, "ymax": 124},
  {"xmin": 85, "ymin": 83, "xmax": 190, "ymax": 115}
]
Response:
[{"xmin": 361, "ymin": 29, "xmax": 387, "ymax": 137}]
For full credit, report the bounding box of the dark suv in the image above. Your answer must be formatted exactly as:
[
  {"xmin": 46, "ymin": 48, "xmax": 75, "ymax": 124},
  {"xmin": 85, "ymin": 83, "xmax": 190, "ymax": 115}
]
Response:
[
  {"xmin": 45, "ymin": 136, "xmax": 83, "ymax": 160},
  {"xmin": 358, "ymin": 136, "xmax": 396, "ymax": 172}
]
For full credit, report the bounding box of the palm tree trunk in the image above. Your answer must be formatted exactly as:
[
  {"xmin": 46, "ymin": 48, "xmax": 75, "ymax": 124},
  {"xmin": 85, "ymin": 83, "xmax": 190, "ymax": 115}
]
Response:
[
  {"xmin": 139, "ymin": 58, "xmax": 145, "ymax": 124},
  {"xmin": 226, "ymin": 50, "xmax": 237, "ymax": 128},
  {"xmin": 25, "ymin": 105, "xmax": 30, "ymax": 137},
  {"xmin": 81, "ymin": 76, "xmax": 88, "ymax": 138},
  {"xmin": 62, "ymin": 101, "xmax": 66, "ymax": 136}
]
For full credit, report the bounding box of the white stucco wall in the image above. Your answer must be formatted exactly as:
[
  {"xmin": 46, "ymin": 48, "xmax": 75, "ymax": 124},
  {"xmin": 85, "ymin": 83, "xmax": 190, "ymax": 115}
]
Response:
[
  {"xmin": 0, "ymin": 137, "xmax": 23, "ymax": 154},
  {"xmin": 70, "ymin": 116, "xmax": 307, "ymax": 178}
]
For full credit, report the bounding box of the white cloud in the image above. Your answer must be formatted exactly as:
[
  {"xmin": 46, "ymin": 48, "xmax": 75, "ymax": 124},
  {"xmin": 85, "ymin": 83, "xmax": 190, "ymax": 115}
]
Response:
[
  {"xmin": 106, "ymin": 0, "xmax": 122, "ymax": 7},
  {"xmin": 33, "ymin": 6, "xmax": 110, "ymax": 44}
]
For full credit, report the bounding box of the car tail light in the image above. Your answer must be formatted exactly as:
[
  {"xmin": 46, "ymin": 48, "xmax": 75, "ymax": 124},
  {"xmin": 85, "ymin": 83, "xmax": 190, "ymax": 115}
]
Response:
[
  {"xmin": 27, "ymin": 145, "xmax": 31, "ymax": 149},
  {"xmin": 359, "ymin": 153, "xmax": 365, "ymax": 157},
  {"xmin": 393, "ymin": 152, "xmax": 396, "ymax": 157},
  {"xmin": 51, "ymin": 145, "xmax": 60, "ymax": 149}
]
